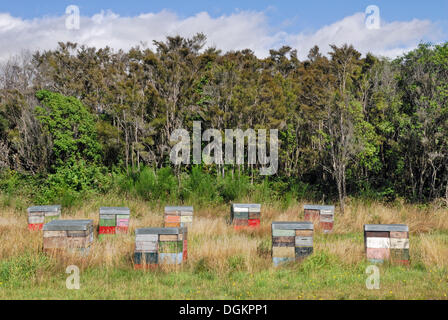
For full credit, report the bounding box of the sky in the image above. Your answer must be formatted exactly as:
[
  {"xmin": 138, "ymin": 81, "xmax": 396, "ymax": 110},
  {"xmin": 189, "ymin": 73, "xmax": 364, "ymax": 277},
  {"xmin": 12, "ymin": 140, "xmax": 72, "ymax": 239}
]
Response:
[{"xmin": 0, "ymin": 1, "xmax": 447, "ymax": 61}]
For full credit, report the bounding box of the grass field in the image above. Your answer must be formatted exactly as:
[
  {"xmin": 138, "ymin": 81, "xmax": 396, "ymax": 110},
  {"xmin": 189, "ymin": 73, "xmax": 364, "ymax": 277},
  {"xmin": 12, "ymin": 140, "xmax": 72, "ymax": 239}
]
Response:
[{"xmin": 0, "ymin": 195, "xmax": 447, "ymax": 300}]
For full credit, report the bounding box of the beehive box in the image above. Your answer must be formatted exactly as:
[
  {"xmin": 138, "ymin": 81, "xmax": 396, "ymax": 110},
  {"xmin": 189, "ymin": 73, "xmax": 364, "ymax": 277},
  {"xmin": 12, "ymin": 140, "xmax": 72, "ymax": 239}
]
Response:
[
  {"xmin": 304, "ymin": 205, "xmax": 335, "ymax": 233},
  {"xmin": 134, "ymin": 227, "xmax": 188, "ymax": 269},
  {"xmin": 27, "ymin": 205, "xmax": 61, "ymax": 231},
  {"xmin": 272, "ymin": 221, "xmax": 314, "ymax": 266},
  {"xmin": 164, "ymin": 206, "xmax": 193, "ymax": 228},
  {"xmin": 43, "ymin": 220, "xmax": 94, "ymax": 255},
  {"xmin": 364, "ymin": 224, "xmax": 409, "ymax": 265},
  {"xmin": 99, "ymin": 207, "xmax": 130, "ymax": 240},
  {"xmin": 230, "ymin": 204, "xmax": 261, "ymax": 230}
]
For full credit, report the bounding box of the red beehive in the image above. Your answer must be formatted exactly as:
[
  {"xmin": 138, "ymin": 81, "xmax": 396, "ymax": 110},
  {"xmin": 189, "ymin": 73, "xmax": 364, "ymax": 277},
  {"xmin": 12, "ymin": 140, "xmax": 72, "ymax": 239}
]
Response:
[
  {"xmin": 303, "ymin": 205, "xmax": 335, "ymax": 233},
  {"xmin": 230, "ymin": 204, "xmax": 261, "ymax": 230}
]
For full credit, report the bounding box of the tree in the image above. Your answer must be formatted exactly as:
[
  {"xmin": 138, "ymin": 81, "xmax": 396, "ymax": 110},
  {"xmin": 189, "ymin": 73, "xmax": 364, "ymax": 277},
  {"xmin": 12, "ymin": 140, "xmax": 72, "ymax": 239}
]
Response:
[
  {"xmin": 321, "ymin": 44, "xmax": 365, "ymax": 213},
  {"xmin": 396, "ymin": 43, "xmax": 448, "ymax": 201},
  {"xmin": 35, "ymin": 90, "xmax": 104, "ymax": 194}
]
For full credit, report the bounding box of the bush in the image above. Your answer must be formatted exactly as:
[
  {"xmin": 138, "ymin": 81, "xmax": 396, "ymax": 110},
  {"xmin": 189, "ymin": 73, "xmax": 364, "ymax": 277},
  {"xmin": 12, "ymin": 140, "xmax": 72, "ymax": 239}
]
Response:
[
  {"xmin": 181, "ymin": 166, "xmax": 221, "ymax": 205},
  {"xmin": 252, "ymin": 178, "xmax": 274, "ymax": 204},
  {"xmin": 218, "ymin": 173, "xmax": 251, "ymax": 202},
  {"xmin": 116, "ymin": 167, "xmax": 179, "ymax": 203}
]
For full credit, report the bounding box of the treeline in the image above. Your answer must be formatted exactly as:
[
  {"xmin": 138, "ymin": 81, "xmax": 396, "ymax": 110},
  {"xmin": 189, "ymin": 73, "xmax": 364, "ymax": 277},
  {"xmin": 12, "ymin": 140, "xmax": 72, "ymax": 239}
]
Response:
[{"xmin": 0, "ymin": 34, "xmax": 447, "ymax": 208}]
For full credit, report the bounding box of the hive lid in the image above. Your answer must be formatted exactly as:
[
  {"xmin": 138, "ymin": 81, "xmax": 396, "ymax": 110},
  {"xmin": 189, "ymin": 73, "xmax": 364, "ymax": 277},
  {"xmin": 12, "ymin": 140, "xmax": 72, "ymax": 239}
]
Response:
[
  {"xmin": 27, "ymin": 205, "xmax": 61, "ymax": 213},
  {"xmin": 303, "ymin": 204, "xmax": 335, "ymax": 211},
  {"xmin": 136, "ymin": 227, "xmax": 187, "ymax": 235},
  {"xmin": 165, "ymin": 206, "xmax": 193, "ymax": 212},
  {"xmin": 43, "ymin": 219, "xmax": 93, "ymax": 231},
  {"xmin": 232, "ymin": 203, "xmax": 261, "ymax": 209},
  {"xmin": 364, "ymin": 224, "xmax": 409, "ymax": 232},
  {"xmin": 99, "ymin": 207, "xmax": 130, "ymax": 215},
  {"xmin": 232, "ymin": 204, "xmax": 261, "ymax": 213},
  {"xmin": 272, "ymin": 221, "xmax": 314, "ymax": 230}
]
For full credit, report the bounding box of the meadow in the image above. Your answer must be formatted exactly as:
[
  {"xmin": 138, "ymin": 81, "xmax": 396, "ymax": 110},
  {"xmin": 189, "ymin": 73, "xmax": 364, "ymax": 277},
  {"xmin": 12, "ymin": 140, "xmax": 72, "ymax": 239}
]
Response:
[
  {"xmin": 0, "ymin": 194, "xmax": 447, "ymax": 300},
  {"xmin": 1, "ymin": 19, "xmax": 447, "ymax": 302}
]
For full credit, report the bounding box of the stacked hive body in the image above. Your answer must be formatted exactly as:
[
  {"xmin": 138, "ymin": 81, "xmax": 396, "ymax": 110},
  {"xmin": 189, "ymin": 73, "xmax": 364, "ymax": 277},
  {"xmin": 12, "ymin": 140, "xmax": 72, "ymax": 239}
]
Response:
[
  {"xmin": 43, "ymin": 220, "xmax": 94, "ymax": 255},
  {"xmin": 134, "ymin": 227, "xmax": 187, "ymax": 269},
  {"xmin": 364, "ymin": 224, "xmax": 410, "ymax": 265},
  {"xmin": 27, "ymin": 205, "xmax": 61, "ymax": 231},
  {"xmin": 272, "ymin": 222, "xmax": 314, "ymax": 266},
  {"xmin": 164, "ymin": 206, "xmax": 193, "ymax": 228},
  {"xmin": 99, "ymin": 207, "xmax": 130, "ymax": 239},
  {"xmin": 230, "ymin": 204, "xmax": 261, "ymax": 230},
  {"xmin": 304, "ymin": 205, "xmax": 335, "ymax": 233}
]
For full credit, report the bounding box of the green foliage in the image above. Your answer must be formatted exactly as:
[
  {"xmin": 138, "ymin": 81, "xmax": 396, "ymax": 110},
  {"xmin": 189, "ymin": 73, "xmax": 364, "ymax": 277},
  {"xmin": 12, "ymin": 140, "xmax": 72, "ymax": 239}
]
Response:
[
  {"xmin": 181, "ymin": 166, "xmax": 221, "ymax": 205},
  {"xmin": 1, "ymin": 39, "xmax": 448, "ymax": 205},
  {"xmin": 35, "ymin": 90, "xmax": 102, "ymax": 166},
  {"xmin": 252, "ymin": 178, "xmax": 274, "ymax": 204},
  {"xmin": 217, "ymin": 173, "xmax": 251, "ymax": 202},
  {"xmin": 112, "ymin": 166, "xmax": 318, "ymax": 207},
  {"xmin": 33, "ymin": 90, "xmax": 108, "ymax": 204},
  {"xmin": 118, "ymin": 166, "xmax": 179, "ymax": 203}
]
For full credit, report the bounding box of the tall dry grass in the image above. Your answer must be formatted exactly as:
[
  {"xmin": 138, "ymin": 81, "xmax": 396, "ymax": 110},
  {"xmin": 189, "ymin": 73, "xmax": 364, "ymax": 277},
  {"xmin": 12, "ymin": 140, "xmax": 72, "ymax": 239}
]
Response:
[
  {"xmin": 0, "ymin": 196, "xmax": 447, "ymax": 276},
  {"xmin": 332, "ymin": 199, "xmax": 448, "ymax": 234}
]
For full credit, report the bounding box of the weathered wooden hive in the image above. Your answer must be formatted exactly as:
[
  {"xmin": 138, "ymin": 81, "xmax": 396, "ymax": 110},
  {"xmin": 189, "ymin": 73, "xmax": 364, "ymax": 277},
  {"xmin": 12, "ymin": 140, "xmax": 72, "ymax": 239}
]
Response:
[
  {"xmin": 164, "ymin": 206, "xmax": 193, "ymax": 228},
  {"xmin": 27, "ymin": 205, "xmax": 61, "ymax": 231},
  {"xmin": 99, "ymin": 207, "xmax": 130, "ymax": 240},
  {"xmin": 303, "ymin": 204, "xmax": 335, "ymax": 233},
  {"xmin": 134, "ymin": 227, "xmax": 188, "ymax": 269},
  {"xmin": 43, "ymin": 220, "xmax": 94, "ymax": 255},
  {"xmin": 364, "ymin": 224, "xmax": 410, "ymax": 265},
  {"xmin": 230, "ymin": 204, "xmax": 261, "ymax": 230},
  {"xmin": 271, "ymin": 221, "xmax": 314, "ymax": 266}
]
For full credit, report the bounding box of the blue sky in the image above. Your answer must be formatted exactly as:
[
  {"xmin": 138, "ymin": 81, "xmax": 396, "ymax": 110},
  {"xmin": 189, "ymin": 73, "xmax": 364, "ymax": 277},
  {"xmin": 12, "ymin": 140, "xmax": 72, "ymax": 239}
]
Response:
[
  {"xmin": 3, "ymin": 0, "xmax": 448, "ymax": 32},
  {"xmin": 0, "ymin": 1, "xmax": 447, "ymax": 61}
]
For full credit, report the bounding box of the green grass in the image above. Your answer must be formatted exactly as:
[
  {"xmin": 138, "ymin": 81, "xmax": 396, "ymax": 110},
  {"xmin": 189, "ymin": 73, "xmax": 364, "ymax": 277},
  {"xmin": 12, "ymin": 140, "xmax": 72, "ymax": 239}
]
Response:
[
  {"xmin": 0, "ymin": 263, "xmax": 446, "ymax": 300},
  {"xmin": 0, "ymin": 241, "xmax": 447, "ymax": 300}
]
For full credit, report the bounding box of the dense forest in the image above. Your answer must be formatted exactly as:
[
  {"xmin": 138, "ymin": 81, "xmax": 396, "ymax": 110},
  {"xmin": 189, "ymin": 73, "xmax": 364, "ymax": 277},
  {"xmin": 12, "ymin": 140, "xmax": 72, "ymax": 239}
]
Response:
[{"xmin": 0, "ymin": 34, "xmax": 447, "ymax": 209}]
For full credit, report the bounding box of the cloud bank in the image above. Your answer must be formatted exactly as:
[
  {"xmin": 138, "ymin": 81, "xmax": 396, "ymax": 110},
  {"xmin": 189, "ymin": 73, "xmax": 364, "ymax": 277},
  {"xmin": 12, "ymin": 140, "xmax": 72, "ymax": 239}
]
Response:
[{"xmin": 0, "ymin": 9, "xmax": 443, "ymax": 62}]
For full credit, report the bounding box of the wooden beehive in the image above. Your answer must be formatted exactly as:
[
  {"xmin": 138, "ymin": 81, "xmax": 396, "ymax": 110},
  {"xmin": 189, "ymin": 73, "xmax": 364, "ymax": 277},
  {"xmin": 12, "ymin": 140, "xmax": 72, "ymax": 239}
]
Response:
[
  {"xmin": 272, "ymin": 221, "xmax": 314, "ymax": 266},
  {"xmin": 134, "ymin": 227, "xmax": 188, "ymax": 269},
  {"xmin": 303, "ymin": 205, "xmax": 335, "ymax": 233},
  {"xmin": 364, "ymin": 224, "xmax": 410, "ymax": 265},
  {"xmin": 230, "ymin": 204, "xmax": 261, "ymax": 230},
  {"xmin": 164, "ymin": 206, "xmax": 193, "ymax": 228},
  {"xmin": 99, "ymin": 207, "xmax": 130, "ymax": 240},
  {"xmin": 42, "ymin": 220, "xmax": 94, "ymax": 255},
  {"xmin": 27, "ymin": 205, "xmax": 61, "ymax": 231}
]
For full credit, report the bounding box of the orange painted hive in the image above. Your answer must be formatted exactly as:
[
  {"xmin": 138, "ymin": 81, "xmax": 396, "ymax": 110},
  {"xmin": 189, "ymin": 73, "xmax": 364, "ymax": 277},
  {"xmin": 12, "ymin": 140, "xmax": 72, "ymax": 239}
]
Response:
[{"xmin": 164, "ymin": 206, "xmax": 193, "ymax": 228}]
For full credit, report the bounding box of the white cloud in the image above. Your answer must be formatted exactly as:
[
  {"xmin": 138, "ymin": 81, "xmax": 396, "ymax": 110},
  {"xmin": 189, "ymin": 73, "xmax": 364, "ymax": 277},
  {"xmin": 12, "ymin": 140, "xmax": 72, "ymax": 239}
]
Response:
[
  {"xmin": 0, "ymin": 9, "xmax": 443, "ymax": 62},
  {"xmin": 287, "ymin": 13, "xmax": 441, "ymax": 59}
]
